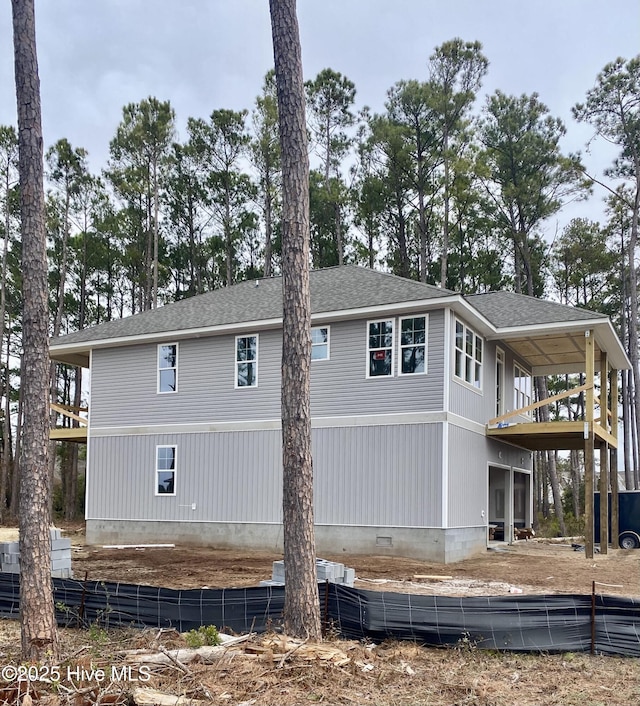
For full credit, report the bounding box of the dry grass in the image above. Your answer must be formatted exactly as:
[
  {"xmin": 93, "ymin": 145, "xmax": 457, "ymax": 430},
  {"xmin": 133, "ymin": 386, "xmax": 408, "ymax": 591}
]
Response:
[{"xmin": 0, "ymin": 620, "xmax": 638, "ymax": 706}]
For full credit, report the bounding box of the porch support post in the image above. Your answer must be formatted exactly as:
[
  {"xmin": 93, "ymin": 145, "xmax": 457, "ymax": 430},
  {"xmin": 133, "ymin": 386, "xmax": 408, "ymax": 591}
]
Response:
[
  {"xmin": 610, "ymin": 368, "xmax": 619, "ymax": 549},
  {"xmin": 584, "ymin": 329, "xmax": 595, "ymax": 559},
  {"xmin": 599, "ymin": 351, "xmax": 609, "ymax": 554}
]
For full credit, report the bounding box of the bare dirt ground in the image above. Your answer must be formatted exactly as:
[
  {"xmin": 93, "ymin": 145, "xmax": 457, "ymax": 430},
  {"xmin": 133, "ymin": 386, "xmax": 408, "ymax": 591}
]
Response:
[
  {"xmin": 66, "ymin": 529, "xmax": 640, "ymax": 598},
  {"xmin": 1, "ymin": 526, "xmax": 639, "ymax": 705}
]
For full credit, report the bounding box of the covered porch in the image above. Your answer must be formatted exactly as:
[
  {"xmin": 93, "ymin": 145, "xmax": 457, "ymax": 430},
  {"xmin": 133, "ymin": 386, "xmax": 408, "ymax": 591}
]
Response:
[{"xmin": 484, "ymin": 324, "xmax": 629, "ymax": 558}]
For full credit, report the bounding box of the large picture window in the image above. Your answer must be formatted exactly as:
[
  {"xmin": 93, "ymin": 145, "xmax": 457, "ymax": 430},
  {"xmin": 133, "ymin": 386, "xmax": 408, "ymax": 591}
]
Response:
[
  {"xmin": 367, "ymin": 320, "xmax": 394, "ymax": 377},
  {"xmin": 156, "ymin": 445, "xmax": 176, "ymax": 495},
  {"xmin": 311, "ymin": 326, "xmax": 329, "ymax": 361},
  {"xmin": 399, "ymin": 316, "xmax": 427, "ymax": 375},
  {"xmin": 514, "ymin": 362, "xmax": 532, "ymax": 416},
  {"xmin": 236, "ymin": 335, "xmax": 258, "ymax": 387},
  {"xmin": 158, "ymin": 343, "xmax": 178, "ymax": 393},
  {"xmin": 454, "ymin": 320, "xmax": 483, "ymax": 389}
]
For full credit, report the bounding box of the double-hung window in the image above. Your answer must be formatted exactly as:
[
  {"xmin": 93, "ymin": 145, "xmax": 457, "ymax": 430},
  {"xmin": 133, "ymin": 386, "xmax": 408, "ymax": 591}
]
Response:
[
  {"xmin": 156, "ymin": 445, "xmax": 176, "ymax": 495},
  {"xmin": 514, "ymin": 362, "xmax": 532, "ymax": 416},
  {"xmin": 311, "ymin": 326, "xmax": 329, "ymax": 361},
  {"xmin": 454, "ymin": 320, "xmax": 483, "ymax": 388},
  {"xmin": 158, "ymin": 343, "xmax": 178, "ymax": 393},
  {"xmin": 399, "ymin": 316, "xmax": 427, "ymax": 375},
  {"xmin": 236, "ymin": 335, "xmax": 258, "ymax": 387},
  {"xmin": 367, "ymin": 320, "xmax": 394, "ymax": 377}
]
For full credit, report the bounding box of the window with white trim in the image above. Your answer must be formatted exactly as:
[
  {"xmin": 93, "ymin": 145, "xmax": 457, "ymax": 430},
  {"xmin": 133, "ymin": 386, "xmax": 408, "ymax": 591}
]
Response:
[
  {"xmin": 399, "ymin": 315, "xmax": 427, "ymax": 375},
  {"xmin": 311, "ymin": 326, "xmax": 329, "ymax": 361},
  {"xmin": 158, "ymin": 343, "xmax": 178, "ymax": 393},
  {"xmin": 236, "ymin": 335, "xmax": 258, "ymax": 387},
  {"xmin": 367, "ymin": 319, "xmax": 394, "ymax": 377},
  {"xmin": 156, "ymin": 445, "xmax": 176, "ymax": 495},
  {"xmin": 454, "ymin": 319, "xmax": 483, "ymax": 388},
  {"xmin": 496, "ymin": 348, "xmax": 505, "ymax": 416},
  {"xmin": 514, "ymin": 362, "xmax": 532, "ymax": 416}
]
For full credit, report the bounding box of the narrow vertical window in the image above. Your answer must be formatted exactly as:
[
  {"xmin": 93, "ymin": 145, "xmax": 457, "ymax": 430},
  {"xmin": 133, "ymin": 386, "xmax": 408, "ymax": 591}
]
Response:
[
  {"xmin": 454, "ymin": 319, "xmax": 483, "ymax": 389},
  {"xmin": 399, "ymin": 316, "xmax": 427, "ymax": 375},
  {"xmin": 514, "ymin": 362, "xmax": 532, "ymax": 416},
  {"xmin": 156, "ymin": 445, "xmax": 176, "ymax": 495},
  {"xmin": 158, "ymin": 343, "xmax": 177, "ymax": 393},
  {"xmin": 236, "ymin": 335, "xmax": 258, "ymax": 387},
  {"xmin": 367, "ymin": 320, "xmax": 394, "ymax": 377},
  {"xmin": 311, "ymin": 326, "xmax": 329, "ymax": 360},
  {"xmin": 496, "ymin": 348, "xmax": 505, "ymax": 417}
]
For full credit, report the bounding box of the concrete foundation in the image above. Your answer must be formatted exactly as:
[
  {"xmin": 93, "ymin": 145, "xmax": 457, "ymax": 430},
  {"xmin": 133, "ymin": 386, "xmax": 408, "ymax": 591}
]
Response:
[{"xmin": 86, "ymin": 520, "xmax": 487, "ymax": 564}]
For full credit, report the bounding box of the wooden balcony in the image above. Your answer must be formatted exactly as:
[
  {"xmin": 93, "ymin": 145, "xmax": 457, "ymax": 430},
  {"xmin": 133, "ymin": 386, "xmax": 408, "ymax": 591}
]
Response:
[
  {"xmin": 49, "ymin": 403, "xmax": 88, "ymax": 443},
  {"xmin": 486, "ymin": 383, "xmax": 618, "ymax": 451}
]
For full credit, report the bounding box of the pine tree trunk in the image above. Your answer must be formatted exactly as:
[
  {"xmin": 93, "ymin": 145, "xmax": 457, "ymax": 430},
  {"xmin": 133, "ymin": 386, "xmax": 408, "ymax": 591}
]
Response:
[
  {"xmin": 535, "ymin": 377, "xmax": 566, "ymax": 534},
  {"xmin": 11, "ymin": 0, "xmax": 59, "ymax": 661},
  {"xmin": 269, "ymin": 0, "xmax": 321, "ymax": 641}
]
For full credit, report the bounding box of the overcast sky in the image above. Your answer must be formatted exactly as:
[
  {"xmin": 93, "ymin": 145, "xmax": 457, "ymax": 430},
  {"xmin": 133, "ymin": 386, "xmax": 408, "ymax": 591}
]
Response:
[{"xmin": 1, "ymin": 0, "xmax": 639, "ymax": 236}]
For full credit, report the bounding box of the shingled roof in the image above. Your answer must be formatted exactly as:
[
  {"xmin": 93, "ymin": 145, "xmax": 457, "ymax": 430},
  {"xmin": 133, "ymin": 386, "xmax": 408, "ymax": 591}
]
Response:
[
  {"xmin": 465, "ymin": 290, "xmax": 607, "ymax": 329},
  {"xmin": 51, "ymin": 265, "xmax": 454, "ymax": 348},
  {"xmin": 50, "ymin": 265, "xmax": 628, "ymax": 372}
]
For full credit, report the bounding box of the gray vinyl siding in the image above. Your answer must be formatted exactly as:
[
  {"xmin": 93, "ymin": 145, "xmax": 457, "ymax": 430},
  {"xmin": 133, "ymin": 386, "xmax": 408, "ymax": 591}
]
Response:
[
  {"xmin": 446, "ymin": 424, "xmax": 533, "ymax": 527},
  {"xmin": 447, "ymin": 425, "xmax": 488, "ymax": 527},
  {"xmin": 87, "ymin": 423, "xmax": 443, "ymax": 528},
  {"xmin": 89, "ymin": 311, "xmax": 447, "ymax": 428}
]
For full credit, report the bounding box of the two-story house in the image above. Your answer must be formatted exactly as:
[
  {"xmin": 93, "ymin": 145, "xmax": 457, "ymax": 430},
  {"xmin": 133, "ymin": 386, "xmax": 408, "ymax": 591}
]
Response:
[{"xmin": 49, "ymin": 266, "xmax": 629, "ymax": 562}]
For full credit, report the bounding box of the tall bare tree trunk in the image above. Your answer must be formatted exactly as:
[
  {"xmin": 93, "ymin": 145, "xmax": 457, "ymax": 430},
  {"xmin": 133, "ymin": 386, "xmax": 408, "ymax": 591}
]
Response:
[
  {"xmin": 12, "ymin": 0, "xmax": 59, "ymax": 661},
  {"xmin": 269, "ymin": 0, "xmax": 321, "ymax": 641},
  {"xmin": 535, "ymin": 377, "xmax": 566, "ymax": 534}
]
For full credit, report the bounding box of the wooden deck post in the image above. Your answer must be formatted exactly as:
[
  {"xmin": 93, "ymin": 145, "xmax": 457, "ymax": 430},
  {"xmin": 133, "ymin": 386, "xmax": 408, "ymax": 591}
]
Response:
[
  {"xmin": 584, "ymin": 330, "xmax": 595, "ymax": 559},
  {"xmin": 599, "ymin": 352, "xmax": 609, "ymax": 554},
  {"xmin": 610, "ymin": 368, "xmax": 619, "ymax": 549}
]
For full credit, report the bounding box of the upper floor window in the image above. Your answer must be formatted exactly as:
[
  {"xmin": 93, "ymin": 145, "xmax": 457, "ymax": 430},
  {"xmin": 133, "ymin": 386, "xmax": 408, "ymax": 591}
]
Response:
[
  {"xmin": 454, "ymin": 320, "xmax": 482, "ymax": 389},
  {"xmin": 236, "ymin": 335, "xmax": 258, "ymax": 387},
  {"xmin": 311, "ymin": 326, "xmax": 330, "ymax": 361},
  {"xmin": 156, "ymin": 445, "xmax": 176, "ymax": 496},
  {"xmin": 367, "ymin": 319, "xmax": 394, "ymax": 377},
  {"xmin": 514, "ymin": 362, "xmax": 532, "ymax": 416},
  {"xmin": 399, "ymin": 316, "xmax": 427, "ymax": 375},
  {"xmin": 158, "ymin": 343, "xmax": 178, "ymax": 393},
  {"xmin": 496, "ymin": 348, "xmax": 505, "ymax": 416}
]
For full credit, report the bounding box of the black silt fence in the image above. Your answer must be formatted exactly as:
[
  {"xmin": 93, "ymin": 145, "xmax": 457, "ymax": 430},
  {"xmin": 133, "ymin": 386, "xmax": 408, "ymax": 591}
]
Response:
[{"xmin": 0, "ymin": 573, "xmax": 638, "ymax": 657}]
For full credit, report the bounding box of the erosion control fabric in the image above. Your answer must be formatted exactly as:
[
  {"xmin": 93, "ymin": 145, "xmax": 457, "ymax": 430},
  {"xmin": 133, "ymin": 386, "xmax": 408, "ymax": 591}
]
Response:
[{"xmin": 0, "ymin": 574, "xmax": 637, "ymax": 656}]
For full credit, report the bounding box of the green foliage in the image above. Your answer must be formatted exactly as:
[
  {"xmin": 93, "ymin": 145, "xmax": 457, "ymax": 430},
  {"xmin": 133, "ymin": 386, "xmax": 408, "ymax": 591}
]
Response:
[
  {"xmin": 184, "ymin": 625, "xmax": 221, "ymax": 648},
  {"xmin": 536, "ymin": 512, "xmax": 584, "ymax": 538}
]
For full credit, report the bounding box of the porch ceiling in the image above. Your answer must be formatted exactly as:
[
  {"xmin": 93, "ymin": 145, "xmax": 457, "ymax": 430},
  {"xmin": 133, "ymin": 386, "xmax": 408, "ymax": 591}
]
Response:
[{"xmin": 503, "ymin": 331, "xmax": 603, "ymax": 375}]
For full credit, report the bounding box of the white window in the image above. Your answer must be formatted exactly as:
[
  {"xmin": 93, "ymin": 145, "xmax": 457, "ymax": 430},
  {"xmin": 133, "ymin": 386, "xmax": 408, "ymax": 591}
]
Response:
[
  {"xmin": 367, "ymin": 319, "xmax": 394, "ymax": 377},
  {"xmin": 399, "ymin": 315, "xmax": 427, "ymax": 375},
  {"xmin": 514, "ymin": 362, "xmax": 532, "ymax": 416},
  {"xmin": 156, "ymin": 445, "xmax": 176, "ymax": 496},
  {"xmin": 236, "ymin": 335, "xmax": 258, "ymax": 387},
  {"xmin": 496, "ymin": 348, "xmax": 505, "ymax": 416},
  {"xmin": 454, "ymin": 319, "xmax": 483, "ymax": 389},
  {"xmin": 158, "ymin": 343, "xmax": 178, "ymax": 393},
  {"xmin": 311, "ymin": 326, "xmax": 330, "ymax": 361}
]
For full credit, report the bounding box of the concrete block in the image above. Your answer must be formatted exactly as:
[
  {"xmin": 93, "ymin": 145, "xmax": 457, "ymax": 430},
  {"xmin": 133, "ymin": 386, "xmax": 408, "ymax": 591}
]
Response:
[
  {"xmin": 0, "ymin": 542, "xmax": 19, "ymax": 554},
  {"xmin": 51, "ymin": 569, "xmax": 72, "ymax": 579},
  {"xmin": 259, "ymin": 580, "xmax": 284, "ymax": 587},
  {"xmin": 1, "ymin": 554, "xmax": 19, "ymax": 565},
  {"xmin": 1, "ymin": 564, "xmax": 20, "ymax": 574},
  {"xmin": 342, "ymin": 568, "xmax": 356, "ymax": 586},
  {"xmin": 51, "ymin": 558, "xmax": 71, "ymax": 571},
  {"xmin": 50, "ymin": 527, "xmax": 62, "ymax": 540},
  {"xmin": 51, "ymin": 538, "xmax": 71, "ymax": 551}
]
